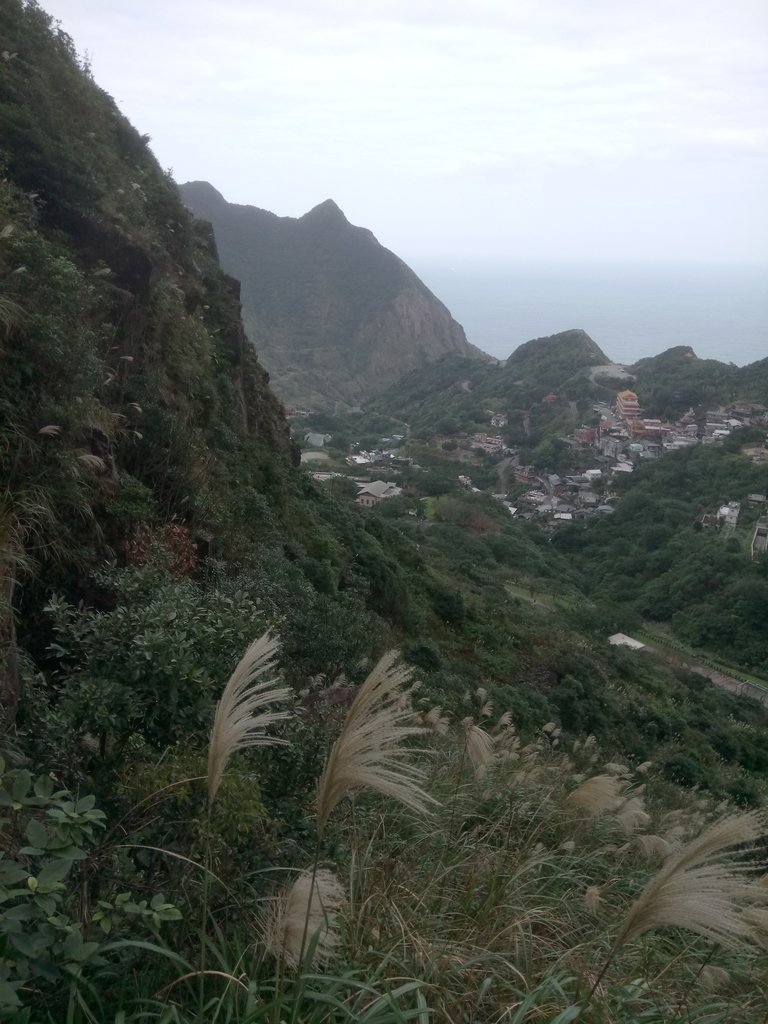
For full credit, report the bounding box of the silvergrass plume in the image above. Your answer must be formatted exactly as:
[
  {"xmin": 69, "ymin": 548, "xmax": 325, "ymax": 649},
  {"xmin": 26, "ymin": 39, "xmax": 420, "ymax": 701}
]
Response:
[
  {"xmin": 493, "ymin": 711, "xmax": 513, "ymax": 734},
  {"xmin": 316, "ymin": 650, "xmax": 437, "ymax": 831},
  {"xmin": 461, "ymin": 717, "xmax": 495, "ymax": 778},
  {"xmin": 263, "ymin": 869, "xmax": 345, "ymax": 968},
  {"xmin": 422, "ymin": 706, "xmax": 450, "ymax": 735},
  {"xmin": 584, "ymin": 886, "xmax": 602, "ymax": 913},
  {"xmin": 566, "ymin": 774, "xmax": 625, "ymax": 816},
  {"xmin": 616, "ymin": 796, "xmax": 650, "ymax": 835},
  {"xmin": 633, "ymin": 834, "xmax": 672, "ymax": 859},
  {"xmin": 207, "ymin": 632, "xmax": 292, "ymax": 804},
  {"xmin": 614, "ymin": 809, "xmax": 768, "ymax": 950}
]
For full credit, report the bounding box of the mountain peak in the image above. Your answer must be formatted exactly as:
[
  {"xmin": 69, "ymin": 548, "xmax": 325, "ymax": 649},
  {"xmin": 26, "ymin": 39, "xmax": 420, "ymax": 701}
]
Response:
[
  {"xmin": 179, "ymin": 180, "xmax": 226, "ymax": 205},
  {"xmin": 178, "ymin": 187, "xmax": 483, "ymax": 407},
  {"xmin": 300, "ymin": 198, "xmax": 348, "ymax": 225}
]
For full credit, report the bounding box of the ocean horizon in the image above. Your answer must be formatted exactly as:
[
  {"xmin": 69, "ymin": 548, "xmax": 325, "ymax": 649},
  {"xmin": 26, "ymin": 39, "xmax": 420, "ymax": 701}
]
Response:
[{"xmin": 413, "ymin": 260, "xmax": 767, "ymax": 368}]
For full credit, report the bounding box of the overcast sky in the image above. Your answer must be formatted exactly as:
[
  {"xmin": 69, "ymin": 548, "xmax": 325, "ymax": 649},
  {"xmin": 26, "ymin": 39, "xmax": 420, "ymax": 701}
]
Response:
[{"xmin": 42, "ymin": 0, "xmax": 768, "ymax": 266}]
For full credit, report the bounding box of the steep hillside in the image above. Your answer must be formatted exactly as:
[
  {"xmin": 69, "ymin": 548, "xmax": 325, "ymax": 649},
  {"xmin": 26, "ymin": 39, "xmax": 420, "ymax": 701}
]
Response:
[
  {"xmin": 0, "ymin": 3, "xmax": 298, "ymax": 715},
  {"xmin": 373, "ymin": 328, "xmax": 608, "ymax": 436},
  {"xmin": 503, "ymin": 327, "xmax": 608, "ymax": 385},
  {"xmin": 179, "ymin": 180, "xmax": 486, "ymax": 408}
]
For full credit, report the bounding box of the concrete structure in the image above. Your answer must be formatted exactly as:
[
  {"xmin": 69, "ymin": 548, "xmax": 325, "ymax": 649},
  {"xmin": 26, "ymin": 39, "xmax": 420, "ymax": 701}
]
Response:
[
  {"xmin": 304, "ymin": 431, "xmax": 332, "ymax": 447},
  {"xmin": 752, "ymin": 517, "xmax": 768, "ymax": 557}
]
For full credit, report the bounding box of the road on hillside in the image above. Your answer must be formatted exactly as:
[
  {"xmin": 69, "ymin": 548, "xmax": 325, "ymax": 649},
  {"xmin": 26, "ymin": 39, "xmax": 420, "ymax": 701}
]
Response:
[{"xmin": 644, "ymin": 643, "xmax": 768, "ymax": 706}]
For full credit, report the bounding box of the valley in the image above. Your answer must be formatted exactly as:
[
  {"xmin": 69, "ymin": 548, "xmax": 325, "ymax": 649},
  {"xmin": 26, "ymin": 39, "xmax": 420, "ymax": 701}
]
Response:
[{"xmin": 1, "ymin": 3, "xmax": 767, "ymax": 1020}]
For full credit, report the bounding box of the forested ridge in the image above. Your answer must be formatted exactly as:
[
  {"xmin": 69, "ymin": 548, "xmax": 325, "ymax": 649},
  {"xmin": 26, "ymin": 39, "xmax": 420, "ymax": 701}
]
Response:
[{"xmin": 1, "ymin": 3, "xmax": 768, "ymax": 1020}]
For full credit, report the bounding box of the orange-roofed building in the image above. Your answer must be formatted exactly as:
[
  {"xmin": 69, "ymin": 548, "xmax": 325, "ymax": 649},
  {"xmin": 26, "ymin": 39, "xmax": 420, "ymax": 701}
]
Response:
[{"xmin": 616, "ymin": 390, "xmax": 641, "ymax": 419}]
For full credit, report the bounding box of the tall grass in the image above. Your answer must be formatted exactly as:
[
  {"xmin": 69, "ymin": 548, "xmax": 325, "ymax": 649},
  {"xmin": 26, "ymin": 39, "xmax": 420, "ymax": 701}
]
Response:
[{"xmin": 64, "ymin": 649, "xmax": 768, "ymax": 1022}]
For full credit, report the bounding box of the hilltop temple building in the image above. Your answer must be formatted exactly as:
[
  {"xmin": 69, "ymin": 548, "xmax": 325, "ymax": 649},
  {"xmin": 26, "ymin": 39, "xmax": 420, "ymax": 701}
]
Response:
[{"xmin": 616, "ymin": 389, "xmax": 642, "ymax": 420}]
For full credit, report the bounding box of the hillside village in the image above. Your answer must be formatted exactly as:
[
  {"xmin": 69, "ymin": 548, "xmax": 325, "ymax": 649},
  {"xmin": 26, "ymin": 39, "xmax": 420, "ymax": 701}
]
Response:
[{"xmin": 294, "ymin": 387, "xmax": 768, "ymax": 530}]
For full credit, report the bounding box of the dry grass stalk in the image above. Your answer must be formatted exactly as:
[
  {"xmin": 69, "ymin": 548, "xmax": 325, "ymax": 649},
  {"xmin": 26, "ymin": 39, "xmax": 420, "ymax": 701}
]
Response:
[
  {"xmin": 77, "ymin": 452, "xmax": 105, "ymax": 471},
  {"xmin": 493, "ymin": 711, "xmax": 513, "ymax": 734},
  {"xmin": 633, "ymin": 834, "xmax": 672, "ymax": 859},
  {"xmin": 316, "ymin": 651, "xmax": 436, "ymax": 831},
  {"xmin": 37, "ymin": 424, "xmax": 61, "ymax": 437},
  {"xmin": 207, "ymin": 632, "xmax": 292, "ymax": 803},
  {"xmin": 614, "ymin": 809, "xmax": 768, "ymax": 951},
  {"xmin": 742, "ymin": 907, "xmax": 768, "ymax": 948},
  {"xmin": 585, "ymin": 886, "xmax": 602, "ymax": 913},
  {"xmin": 263, "ymin": 869, "xmax": 346, "ymax": 968},
  {"xmin": 422, "ymin": 706, "xmax": 450, "ymax": 735},
  {"xmin": 461, "ymin": 717, "xmax": 495, "ymax": 778},
  {"xmin": 566, "ymin": 774, "xmax": 625, "ymax": 816},
  {"xmin": 616, "ymin": 796, "xmax": 650, "ymax": 835}
]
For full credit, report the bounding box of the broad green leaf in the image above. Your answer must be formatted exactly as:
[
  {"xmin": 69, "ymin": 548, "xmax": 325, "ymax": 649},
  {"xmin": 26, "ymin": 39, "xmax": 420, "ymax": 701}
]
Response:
[
  {"xmin": 37, "ymin": 858, "xmax": 73, "ymax": 885},
  {"xmin": 11, "ymin": 770, "xmax": 31, "ymax": 802}
]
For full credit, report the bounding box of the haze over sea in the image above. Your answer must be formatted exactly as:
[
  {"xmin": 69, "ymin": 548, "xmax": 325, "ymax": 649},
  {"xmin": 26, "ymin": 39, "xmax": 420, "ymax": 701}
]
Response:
[{"xmin": 415, "ymin": 261, "xmax": 767, "ymax": 368}]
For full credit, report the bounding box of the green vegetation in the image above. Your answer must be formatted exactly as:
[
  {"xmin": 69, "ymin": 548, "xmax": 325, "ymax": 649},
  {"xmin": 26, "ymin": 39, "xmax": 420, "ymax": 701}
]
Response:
[
  {"xmin": 554, "ymin": 444, "xmax": 768, "ymax": 670},
  {"xmin": 2, "ymin": 3, "xmax": 768, "ymax": 1019},
  {"xmin": 629, "ymin": 346, "xmax": 768, "ymax": 418},
  {"xmin": 373, "ymin": 330, "xmax": 607, "ymax": 444}
]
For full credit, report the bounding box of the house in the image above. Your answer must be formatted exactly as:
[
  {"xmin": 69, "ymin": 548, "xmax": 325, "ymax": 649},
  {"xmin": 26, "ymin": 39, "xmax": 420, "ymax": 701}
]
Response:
[
  {"xmin": 599, "ymin": 436, "xmax": 622, "ymax": 459},
  {"xmin": 718, "ymin": 501, "xmax": 741, "ymax": 528},
  {"xmin": 748, "ymin": 494, "xmax": 767, "ymax": 505},
  {"xmin": 490, "ymin": 413, "xmax": 508, "ymax": 428},
  {"xmin": 574, "ymin": 426, "xmax": 597, "ymax": 443},
  {"xmin": 355, "ymin": 480, "xmax": 402, "ymax": 507},
  {"xmin": 471, "ymin": 433, "xmax": 505, "ymax": 455},
  {"xmin": 542, "ymin": 393, "xmax": 558, "ymax": 404},
  {"xmin": 608, "ymin": 633, "xmax": 647, "ymax": 651}
]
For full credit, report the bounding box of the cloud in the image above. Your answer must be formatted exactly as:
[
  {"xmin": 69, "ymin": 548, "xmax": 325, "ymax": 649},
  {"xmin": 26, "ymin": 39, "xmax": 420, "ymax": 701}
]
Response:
[{"xmin": 41, "ymin": 0, "xmax": 768, "ymax": 262}]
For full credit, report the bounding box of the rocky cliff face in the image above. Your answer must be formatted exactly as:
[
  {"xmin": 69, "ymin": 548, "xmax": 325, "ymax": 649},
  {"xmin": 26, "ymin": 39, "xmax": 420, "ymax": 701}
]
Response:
[{"xmin": 179, "ymin": 182, "xmax": 486, "ymax": 408}]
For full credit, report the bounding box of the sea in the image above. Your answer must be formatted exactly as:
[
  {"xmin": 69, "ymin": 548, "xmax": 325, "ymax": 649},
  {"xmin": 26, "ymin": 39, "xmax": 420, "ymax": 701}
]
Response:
[{"xmin": 413, "ymin": 260, "xmax": 767, "ymax": 367}]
